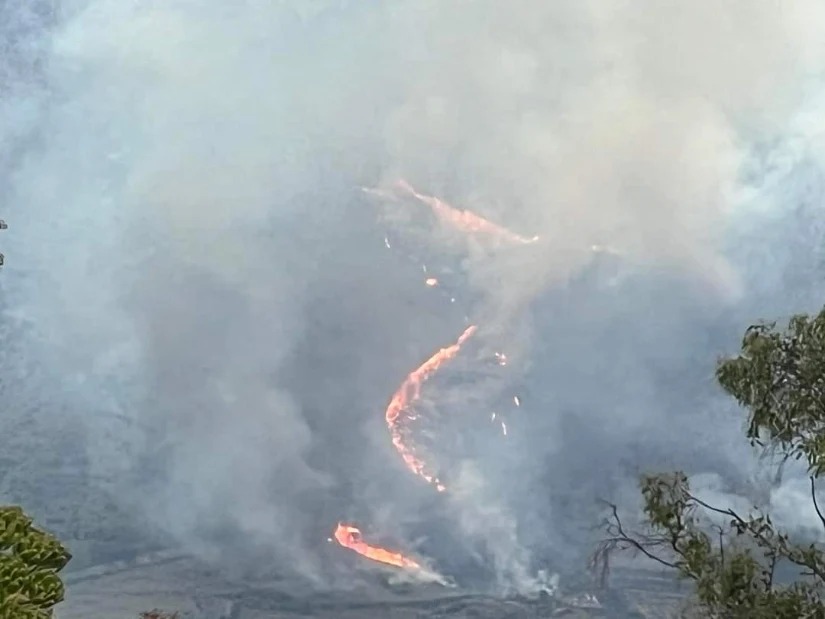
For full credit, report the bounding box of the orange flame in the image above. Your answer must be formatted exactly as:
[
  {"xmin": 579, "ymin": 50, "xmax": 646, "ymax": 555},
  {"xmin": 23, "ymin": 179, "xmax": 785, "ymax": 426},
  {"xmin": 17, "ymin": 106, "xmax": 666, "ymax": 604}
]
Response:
[
  {"xmin": 336, "ymin": 180, "xmax": 521, "ymax": 571},
  {"xmin": 394, "ymin": 179, "xmax": 539, "ymax": 245},
  {"xmin": 333, "ymin": 523, "xmax": 421, "ymax": 569},
  {"xmin": 385, "ymin": 325, "xmax": 477, "ymax": 492}
]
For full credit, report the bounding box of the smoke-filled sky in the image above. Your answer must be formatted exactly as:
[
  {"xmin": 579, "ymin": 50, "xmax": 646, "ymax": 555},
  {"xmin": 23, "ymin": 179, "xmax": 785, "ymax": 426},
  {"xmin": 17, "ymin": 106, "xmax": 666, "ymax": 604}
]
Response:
[{"xmin": 4, "ymin": 0, "xmax": 825, "ymax": 592}]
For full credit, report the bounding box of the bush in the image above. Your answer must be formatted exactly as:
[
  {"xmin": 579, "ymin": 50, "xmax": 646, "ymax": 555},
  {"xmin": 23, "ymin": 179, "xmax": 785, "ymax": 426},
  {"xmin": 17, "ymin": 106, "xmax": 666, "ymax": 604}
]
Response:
[{"xmin": 0, "ymin": 506, "xmax": 71, "ymax": 619}]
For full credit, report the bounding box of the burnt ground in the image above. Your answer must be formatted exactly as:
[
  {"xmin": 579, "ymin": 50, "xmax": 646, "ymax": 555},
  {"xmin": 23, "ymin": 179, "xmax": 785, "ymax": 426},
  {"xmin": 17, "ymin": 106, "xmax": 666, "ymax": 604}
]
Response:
[
  {"xmin": 1, "ymin": 395, "xmax": 688, "ymax": 619},
  {"xmin": 1, "ymin": 387, "xmax": 688, "ymax": 619},
  {"xmin": 56, "ymin": 545, "xmax": 688, "ymax": 619}
]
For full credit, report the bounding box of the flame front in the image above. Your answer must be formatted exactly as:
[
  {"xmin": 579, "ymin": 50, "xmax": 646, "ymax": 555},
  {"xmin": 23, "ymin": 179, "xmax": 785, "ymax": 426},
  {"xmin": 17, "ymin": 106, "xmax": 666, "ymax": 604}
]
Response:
[
  {"xmin": 334, "ymin": 523, "xmax": 421, "ymax": 569},
  {"xmin": 385, "ymin": 325, "xmax": 477, "ymax": 492},
  {"xmin": 394, "ymin": 179, "xmax": 539, "ymax": 245},
  {"xmin": 332, "ymin": 182, "xmax": 522, "ymax": 573},
  {"xmin": 335, "ymin": 180, "xmax": 611, "ymax": 575}
]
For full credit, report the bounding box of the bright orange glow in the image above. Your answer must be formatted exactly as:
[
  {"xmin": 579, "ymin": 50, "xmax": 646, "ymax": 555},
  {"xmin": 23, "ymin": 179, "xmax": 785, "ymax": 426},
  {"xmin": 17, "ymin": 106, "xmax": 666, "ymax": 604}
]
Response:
[
  {"xmin": 333, "ymin": 523, "xmax": 421, "ymax": 569},
  {"xmin": 335, "ymin": 180, "xmax": 527, "ymax": 572},
  {"xmin": 394, "ymin": 179, "xmax": 539, "ymax": 245},
  {"xmin": 385, "ymin": 325, "xmax": 477, "ymax": 492}
]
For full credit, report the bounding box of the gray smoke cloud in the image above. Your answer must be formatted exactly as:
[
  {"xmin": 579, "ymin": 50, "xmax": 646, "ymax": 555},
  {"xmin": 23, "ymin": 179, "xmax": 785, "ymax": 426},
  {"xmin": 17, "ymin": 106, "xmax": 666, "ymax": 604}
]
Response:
[{"xmin": 3, "ymin": 0, "xmax": 825, "ymax": 593}]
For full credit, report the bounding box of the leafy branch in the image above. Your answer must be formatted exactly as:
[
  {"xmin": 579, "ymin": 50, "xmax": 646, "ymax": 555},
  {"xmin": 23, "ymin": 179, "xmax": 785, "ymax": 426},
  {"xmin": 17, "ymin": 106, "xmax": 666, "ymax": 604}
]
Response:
[{"xmin": 593, "ymin": 473, "xmax": 825, "ymax": 618}]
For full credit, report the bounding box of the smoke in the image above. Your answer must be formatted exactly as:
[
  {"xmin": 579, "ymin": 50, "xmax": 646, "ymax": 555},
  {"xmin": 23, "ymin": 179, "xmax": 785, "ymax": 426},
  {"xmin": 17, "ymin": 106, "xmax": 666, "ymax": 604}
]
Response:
[{"xmin": 4, "ymin": 0, "xmax": 825, "ymax": 593}]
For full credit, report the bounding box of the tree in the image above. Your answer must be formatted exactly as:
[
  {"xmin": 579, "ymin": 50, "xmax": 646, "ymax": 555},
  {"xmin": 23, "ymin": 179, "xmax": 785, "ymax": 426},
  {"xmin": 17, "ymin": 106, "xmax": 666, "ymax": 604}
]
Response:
[
  {"xmin": 594, "ymin": 308, "xmax": 825, "ymax": 618},
  {"xmin": 0, "ymin": 506, "xmax": 72, "ymax": 619}
]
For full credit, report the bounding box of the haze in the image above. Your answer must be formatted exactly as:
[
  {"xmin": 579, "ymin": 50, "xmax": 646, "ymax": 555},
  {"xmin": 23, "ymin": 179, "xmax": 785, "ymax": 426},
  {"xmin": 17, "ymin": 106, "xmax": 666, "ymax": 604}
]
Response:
[{"xmin": 3, "ymin": 0, "xmax": 825, "ymax": 594}]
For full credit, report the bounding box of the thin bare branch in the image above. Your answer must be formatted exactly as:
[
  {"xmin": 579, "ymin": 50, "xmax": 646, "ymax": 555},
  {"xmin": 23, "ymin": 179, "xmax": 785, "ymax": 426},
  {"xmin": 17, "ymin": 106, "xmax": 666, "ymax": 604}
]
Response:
[
  {"xmin": 810, "ymin": 476, "xmax": 825, "ymax": 532},
  {"xmin": 593, "ymin": 503, "xmax": 679, "ymax": 574}
]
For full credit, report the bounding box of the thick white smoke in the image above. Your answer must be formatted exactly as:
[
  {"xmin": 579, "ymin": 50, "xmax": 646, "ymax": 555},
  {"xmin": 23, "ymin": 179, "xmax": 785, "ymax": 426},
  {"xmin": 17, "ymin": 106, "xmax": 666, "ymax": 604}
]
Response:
[{"xmin": 3, "ymin": 0, "xmax": 825, "ymax": 592}]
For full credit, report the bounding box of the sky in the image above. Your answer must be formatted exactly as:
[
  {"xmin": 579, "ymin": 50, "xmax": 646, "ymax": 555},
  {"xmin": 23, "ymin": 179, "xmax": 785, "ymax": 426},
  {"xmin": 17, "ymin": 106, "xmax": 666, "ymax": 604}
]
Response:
[{"xmin": 3, "ymin": 0, "xmax": 825, "ymax": 593}]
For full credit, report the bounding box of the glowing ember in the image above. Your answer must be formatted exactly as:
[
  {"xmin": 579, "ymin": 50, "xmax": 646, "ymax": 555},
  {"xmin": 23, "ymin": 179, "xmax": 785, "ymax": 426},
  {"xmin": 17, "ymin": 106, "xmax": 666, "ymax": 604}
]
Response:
[
  {"xmin": 333, "ymin": 523, "xmax": 421, "ymax": 569},
  {"xmin": 385, "ymin": 324, "xmax": 477, "ymax": 492},
  {"xmin": 425, "ymin": 277, "xmax": 438, "ymax": 287}
]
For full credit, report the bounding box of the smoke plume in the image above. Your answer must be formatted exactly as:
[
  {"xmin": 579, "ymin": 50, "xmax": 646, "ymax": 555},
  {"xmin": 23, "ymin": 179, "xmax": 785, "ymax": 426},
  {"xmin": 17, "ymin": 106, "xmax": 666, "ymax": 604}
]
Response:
[{"xmin": 3, "ymin": 0, "xmax": 825, "ymax": 591}]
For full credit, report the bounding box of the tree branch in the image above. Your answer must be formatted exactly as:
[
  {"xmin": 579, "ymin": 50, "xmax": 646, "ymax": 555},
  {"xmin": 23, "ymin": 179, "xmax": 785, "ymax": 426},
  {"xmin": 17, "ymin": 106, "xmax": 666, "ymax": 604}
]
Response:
[
  {"xmin": 591, "ymin": 501, "xmax": 679, "ymax": 586},
  {"xmin": 689, "ymin": 491, "xmax": 825, "ymax": 582},
  {"xmin": 716, "ymin": 524, "xmax": 725, "ymax": 567},
  {"xmin": 766, "ymin": 549, "xmax": 777, "ymax": 590},
  {"xmin": 810, "ymin": 476, "xmax": 825, "ymax": 532}
]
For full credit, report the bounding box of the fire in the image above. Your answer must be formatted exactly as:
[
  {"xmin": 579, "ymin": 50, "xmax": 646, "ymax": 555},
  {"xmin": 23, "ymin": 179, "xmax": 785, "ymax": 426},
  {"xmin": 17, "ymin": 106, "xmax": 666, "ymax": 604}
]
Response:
[
  {"xmin": 334, "ymin": 181, "xmax": 530, "ymax": 573},
  {"xmin": 385, "ymin": 324, "xmax": 477, "ymax": 492},
  {"xmin": 394, "ymin": 179, "xmax": 539, "ymax": 245},
  {"xmin": 333, "ymin": 523, "xmax": 421, "ymax": 569},
  {"xmin": 337, "ymin": 180, "xmax": 623, "ymax": 577}
]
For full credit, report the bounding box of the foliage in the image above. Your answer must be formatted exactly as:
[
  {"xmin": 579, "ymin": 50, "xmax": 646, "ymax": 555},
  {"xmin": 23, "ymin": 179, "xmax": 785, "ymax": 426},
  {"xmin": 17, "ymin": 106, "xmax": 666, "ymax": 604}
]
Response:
[
  {"xmin": 594, "ymin": 308, "xmax": 825, "ymax": 618},
  {"xmin": 717, "ymin": 312, "xmax": 825, "ymax": 476},
  {"xmin": 0, "ymin": 506, "xmax": 71, "ymax": 619}
]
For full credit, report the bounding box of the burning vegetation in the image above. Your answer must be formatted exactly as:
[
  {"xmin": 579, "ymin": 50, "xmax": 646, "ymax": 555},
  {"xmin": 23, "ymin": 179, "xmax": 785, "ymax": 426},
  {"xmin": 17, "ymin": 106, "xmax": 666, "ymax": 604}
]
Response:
[
  {"xmin": 384, "ymin": 324, "xmax": 478, "ymax": 493},
  {"xmin": 333, "ymin": 523, "xmax": 421, "ymax": 570},
  {"xmin": 332, "ymin": 182, "xmax": 533, "ymax": 574}
]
